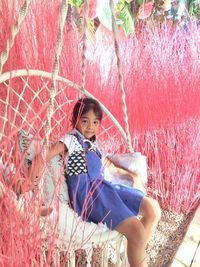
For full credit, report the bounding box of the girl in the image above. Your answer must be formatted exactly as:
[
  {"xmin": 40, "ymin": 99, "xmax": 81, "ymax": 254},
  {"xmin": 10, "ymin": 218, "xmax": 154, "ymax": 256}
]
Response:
[{"xmin": 32, "ymin": 97, "xmax": 161, "ymax": 267}]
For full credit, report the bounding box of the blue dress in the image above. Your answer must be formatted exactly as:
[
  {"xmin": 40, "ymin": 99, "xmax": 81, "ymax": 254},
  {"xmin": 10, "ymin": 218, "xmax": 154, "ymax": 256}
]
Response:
[{"xmin": 61, "ymin": 130, "xmax": 145, "ymax": 230}]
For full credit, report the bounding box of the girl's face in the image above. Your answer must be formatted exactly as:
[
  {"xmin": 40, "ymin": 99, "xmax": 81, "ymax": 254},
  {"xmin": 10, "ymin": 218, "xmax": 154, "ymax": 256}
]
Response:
[{"xmin": 76, "ymin": 110, "xmax": 100, "ymax": 139}]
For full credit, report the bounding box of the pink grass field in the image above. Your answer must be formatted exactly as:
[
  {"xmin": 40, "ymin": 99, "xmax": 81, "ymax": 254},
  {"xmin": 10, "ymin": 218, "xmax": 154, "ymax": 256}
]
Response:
[{"xmin": 0, "ymin": 1, "xmax": 200, "ymax": 266}]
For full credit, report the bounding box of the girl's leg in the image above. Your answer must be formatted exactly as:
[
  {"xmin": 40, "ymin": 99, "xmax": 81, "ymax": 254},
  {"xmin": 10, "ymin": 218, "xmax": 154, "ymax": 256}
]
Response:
[
  {"xmin": 115, "ymin": 197, "xmax": 161, "ymax": 267},
  {"xmin": 139, "ymin": 196, "xmax": 161, "ymax": 244},
  {"xmin": 116, "ymin": 217, "xmax": 148, "ymax": 267}
]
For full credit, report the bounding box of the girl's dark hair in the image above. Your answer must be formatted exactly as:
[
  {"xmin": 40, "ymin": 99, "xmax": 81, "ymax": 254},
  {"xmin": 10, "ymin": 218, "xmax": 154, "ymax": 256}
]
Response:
[{"xmin": 71, "ymin": 97, "xmax": 103, "ymax": 127}]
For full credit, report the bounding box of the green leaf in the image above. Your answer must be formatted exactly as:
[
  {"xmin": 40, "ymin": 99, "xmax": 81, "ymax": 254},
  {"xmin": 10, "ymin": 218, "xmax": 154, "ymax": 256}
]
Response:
[
  {"xmin": 68, "ymin": 0, "xmax": 84, "ymax": 8},
  {"xmin": 137, "ymin": 0, "xmax": 144, "ymax": 5},
  {"xmin": 86, "ymin": 19, "xmax": 96, "ymax": 42},
  {"xmin": 188, "ymin": 0, "xmax": 195, "ymax": 15},
  {"xmin": 116, "ymin": 3, "xmax": 134, "ymax": 35}
]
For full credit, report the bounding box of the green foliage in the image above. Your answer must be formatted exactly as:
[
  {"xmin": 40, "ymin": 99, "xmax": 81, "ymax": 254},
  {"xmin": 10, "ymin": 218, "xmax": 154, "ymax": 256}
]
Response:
[
  {"xmin": 67, "ymin": 0, "xmax": 200, "ymax": 35},
  {"xmin": 137, "ymin": 0, "xmax": 144, "ymax": 5},
  {"xmin": 86, "ymin": 20, "xmax": 96, "ymax": 42},
  {"xmin": 68, "ymin": 0, "xmax": 84, "ymax": 8},
  {"xmin": 116, "ymin": 0, "xmax": 134, "ymax": 35},
  {"xmin": 188, "ymin": 0, "xmax": 200, "ymax": 19}
]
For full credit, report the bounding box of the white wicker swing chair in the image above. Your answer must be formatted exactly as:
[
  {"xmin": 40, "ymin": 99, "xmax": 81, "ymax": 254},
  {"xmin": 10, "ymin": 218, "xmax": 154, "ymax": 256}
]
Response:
[
  {"xmin": 0, "ymin": 69, "xmax": 131, "ymax": 267},
  {"xmin": 0, "ymin": 1, "xmax": 148, "ymax": 266}
]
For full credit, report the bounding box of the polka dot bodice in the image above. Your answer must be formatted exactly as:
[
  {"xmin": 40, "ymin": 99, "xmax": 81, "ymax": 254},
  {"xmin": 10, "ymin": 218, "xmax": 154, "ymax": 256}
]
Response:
[
  {"xmin": 60, "ymin": 130, "xmax": 102, "ymax": 178},
  {"xmin": 67, "ymin": 150, "xmax": 87, "ymax": 176}
]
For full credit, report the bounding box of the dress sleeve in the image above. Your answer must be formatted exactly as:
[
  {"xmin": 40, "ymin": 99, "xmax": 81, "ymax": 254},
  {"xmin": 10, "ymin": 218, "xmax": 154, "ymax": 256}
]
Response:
[{"xmin": 60, "ymin": 134, "xmax": 82, "ymax": 155}]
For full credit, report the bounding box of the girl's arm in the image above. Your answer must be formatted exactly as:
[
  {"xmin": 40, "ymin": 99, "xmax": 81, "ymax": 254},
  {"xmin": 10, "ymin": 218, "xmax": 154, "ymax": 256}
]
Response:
[
  {"xmin": 12, "ymin": 176, "xmax": 33, "ymax": 195},
  {"xmin": 12, "ymin": 142, "xmax": 67, "ymax": 194},
  {"xmin": 45, "ymin": 141, "xmax": 67, "ymax": 162},
  {"xmin": 29, "ymin": 141, "xmax": 67, "ymax": 190}
]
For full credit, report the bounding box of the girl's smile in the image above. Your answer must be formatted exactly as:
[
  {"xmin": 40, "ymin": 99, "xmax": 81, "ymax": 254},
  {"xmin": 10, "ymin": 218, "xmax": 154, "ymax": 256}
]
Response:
[{"xmin": 76, "ymin": 110, "xmax": 100, "ymax": 140}]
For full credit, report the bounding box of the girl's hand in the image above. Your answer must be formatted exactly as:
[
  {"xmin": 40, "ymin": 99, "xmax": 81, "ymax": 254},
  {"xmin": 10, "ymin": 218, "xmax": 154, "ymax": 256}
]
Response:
[
  {"xmin": 12, "ymin": 176, "xmax": 33, "ymax": 194},
  {"xmin": 28, "ymin": 154, "xmax": 45, "ymax": 190}
]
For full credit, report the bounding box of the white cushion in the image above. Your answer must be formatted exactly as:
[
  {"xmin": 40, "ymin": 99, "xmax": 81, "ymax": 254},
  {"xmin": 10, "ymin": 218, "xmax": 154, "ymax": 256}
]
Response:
[
  {"xmin": 41, "ymin": 202, "xmax": 121, "ymax": 248},
  {"xmin": 105, "ymin": 152, "xmax": 148, "ymax": 185}
]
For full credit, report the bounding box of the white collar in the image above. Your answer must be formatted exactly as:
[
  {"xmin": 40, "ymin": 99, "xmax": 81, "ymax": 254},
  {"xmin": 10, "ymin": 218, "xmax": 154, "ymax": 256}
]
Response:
[{"xmin": 73, "ymin": 129, "xmax": 97, "ymax": 150}]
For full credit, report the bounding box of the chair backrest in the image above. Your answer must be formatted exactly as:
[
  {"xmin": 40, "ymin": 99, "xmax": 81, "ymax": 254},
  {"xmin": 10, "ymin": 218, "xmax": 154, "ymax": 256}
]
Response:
[
  {"xmin": 0, "ymin": 69, "xmax": 149, "ymax": 189},
  {"xmin": 0, "ymin": 69, "xmax": 128, "ymax": 159}
]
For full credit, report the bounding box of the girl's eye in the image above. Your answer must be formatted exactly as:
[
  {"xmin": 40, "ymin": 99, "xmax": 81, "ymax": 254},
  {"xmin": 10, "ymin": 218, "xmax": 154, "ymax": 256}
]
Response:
[{"xmin": 94, "ymin": 121, "xmax": 99, "ymax": 125}]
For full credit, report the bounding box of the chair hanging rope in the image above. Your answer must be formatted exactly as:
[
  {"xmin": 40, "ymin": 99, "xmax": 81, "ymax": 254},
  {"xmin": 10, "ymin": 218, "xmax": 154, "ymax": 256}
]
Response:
[
  {"xmin": 45, "ymin": 0, "xmax": 68, "ymax": 147},
  {"xmin": 81, "ymin": 0, "xmax": 89, "ymax": 91},
  {"xmin": 0, "ymin": 0, "xmax": 32, "ymax": 74},
  {"xmin": 40, "ymin": 0, "xmax": 68, "ymax": 193},
  {"xmin": 109, "ymin": 0, "xmax": 134, "ymax": 153}
]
